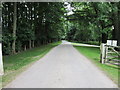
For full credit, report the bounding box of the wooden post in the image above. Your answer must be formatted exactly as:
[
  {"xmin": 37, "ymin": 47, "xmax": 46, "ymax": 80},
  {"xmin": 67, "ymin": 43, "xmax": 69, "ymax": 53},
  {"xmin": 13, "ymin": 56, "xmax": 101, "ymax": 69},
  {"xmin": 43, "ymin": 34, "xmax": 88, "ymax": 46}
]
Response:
[
  {"xmin": 105, "ymin": 46, "xmax": 108, "ymax": 63},
  {"xmin": 0, "ymin": 43, "xmax": 4, "ymax": 75},
  {"xmin": 100, "ymin": 43, "xmax": 106, "ymax": 64}
]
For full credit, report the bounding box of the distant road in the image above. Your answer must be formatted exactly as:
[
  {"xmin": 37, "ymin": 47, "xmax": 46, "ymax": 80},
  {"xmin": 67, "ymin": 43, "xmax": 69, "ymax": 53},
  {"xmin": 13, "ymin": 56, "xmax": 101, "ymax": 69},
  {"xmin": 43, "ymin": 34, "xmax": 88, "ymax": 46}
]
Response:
[{"xmin": 5, "ymin": 41, "xmax": 117, "ymax": 88}]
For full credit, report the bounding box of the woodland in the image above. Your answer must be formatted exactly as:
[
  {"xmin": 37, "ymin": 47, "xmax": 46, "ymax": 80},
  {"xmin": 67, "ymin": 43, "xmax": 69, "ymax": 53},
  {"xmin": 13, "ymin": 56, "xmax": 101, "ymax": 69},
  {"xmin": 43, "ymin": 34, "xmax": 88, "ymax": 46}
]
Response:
[{"xmin": 2, "ymin": 2, "xmax": 120, "ymax": 55}]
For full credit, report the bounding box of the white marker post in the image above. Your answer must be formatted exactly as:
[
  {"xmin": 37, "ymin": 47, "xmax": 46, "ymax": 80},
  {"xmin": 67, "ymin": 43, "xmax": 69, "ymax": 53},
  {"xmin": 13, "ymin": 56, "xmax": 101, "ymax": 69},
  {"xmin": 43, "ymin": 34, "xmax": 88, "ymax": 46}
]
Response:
[
  {"xmin": 112, "ymin": 40, "xmax": 117, "ymax": 47},
  {"xmin": 0, "ymin": 42, "xmax": 3, "ymax": 75},
  {"xmin": 107, "ymin": 40, "xmax": 117, "ymax": 47}
]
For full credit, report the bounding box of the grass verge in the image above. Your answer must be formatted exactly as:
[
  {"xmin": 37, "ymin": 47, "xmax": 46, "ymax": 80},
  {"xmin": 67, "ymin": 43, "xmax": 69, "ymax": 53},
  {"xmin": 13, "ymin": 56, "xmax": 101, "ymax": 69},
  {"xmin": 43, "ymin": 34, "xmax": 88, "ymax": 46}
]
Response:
[
  {"xmin": 74, "ymin": 46, "xmax": 119, "ymax": 85},
  {"xmin": 2, "ymin": 41, "xmax": 61, "ymax": 87}
]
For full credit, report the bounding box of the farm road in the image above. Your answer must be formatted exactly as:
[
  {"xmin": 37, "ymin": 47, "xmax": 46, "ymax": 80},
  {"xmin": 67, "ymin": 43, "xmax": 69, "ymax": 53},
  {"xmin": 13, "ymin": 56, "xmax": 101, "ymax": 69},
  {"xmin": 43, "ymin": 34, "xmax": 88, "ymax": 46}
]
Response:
[{"xmin": 5, "ymin": 41, "xmax": 117, "ymax": 88}]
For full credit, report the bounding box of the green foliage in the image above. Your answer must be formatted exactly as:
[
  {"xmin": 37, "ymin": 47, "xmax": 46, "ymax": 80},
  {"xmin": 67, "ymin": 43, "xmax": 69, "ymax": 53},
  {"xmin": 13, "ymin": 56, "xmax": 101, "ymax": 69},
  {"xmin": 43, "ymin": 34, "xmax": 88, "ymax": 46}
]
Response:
[
  {"xmin": 2, "ymin": 2, "xmax": 120, "ymax": 55},
  {"xmin": 65, "ymin": 2, "xmax": 119, "ymax": 44},
  {"xmin": 2, "ymin": 2, "xmax": 65, "ymax": 55}
]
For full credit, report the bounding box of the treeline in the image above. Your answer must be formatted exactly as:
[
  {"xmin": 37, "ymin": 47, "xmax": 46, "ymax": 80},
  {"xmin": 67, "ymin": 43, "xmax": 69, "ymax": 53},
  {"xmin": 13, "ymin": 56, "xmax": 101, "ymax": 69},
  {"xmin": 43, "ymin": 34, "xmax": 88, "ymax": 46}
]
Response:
[
  {"xmin": 2, "ymin": 2, "xmax": 120, "ymax": 55},
  {"xmin": 2, "ymin": 2, "xmax": 65, "ymax": 55},
  {"xmin": 66, "ymin": 2, "xmax": 120, "ymax": 45}
]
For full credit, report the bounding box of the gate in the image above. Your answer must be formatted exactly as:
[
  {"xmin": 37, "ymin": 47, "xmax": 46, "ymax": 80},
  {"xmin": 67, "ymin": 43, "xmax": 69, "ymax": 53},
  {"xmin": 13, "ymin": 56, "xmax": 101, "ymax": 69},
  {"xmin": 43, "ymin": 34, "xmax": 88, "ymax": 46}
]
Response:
[
  {"xmin": 105, "ymin": 45, "xmax": 120, "ymax": 66},
  {"xmin": 100, "ymin": 40, "xmax": 120, "ymax": 66}
]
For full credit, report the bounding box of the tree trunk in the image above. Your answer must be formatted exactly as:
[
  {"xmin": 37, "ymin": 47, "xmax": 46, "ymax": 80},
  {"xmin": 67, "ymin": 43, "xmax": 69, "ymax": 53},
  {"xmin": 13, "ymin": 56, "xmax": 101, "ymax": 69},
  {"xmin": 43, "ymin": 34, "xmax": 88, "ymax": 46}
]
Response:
[
  {"xmin": 102, "ymin": 33, "xmax": 107, "ymax": 43},
  {"xmin": 117, "ymin": 2, "xmax": 120, "ymax": 46},
  {"xmin": 32, "ymin": 40, "xmax": 34, "ymax": 48},
  {"xmin": 29, "ymin": 40, "xmax": 31, "ymax": 49},
  {"xmin": 112, "ymin": 3, "xmax": 120, "ymax": 46},
  {"xmin": 112, "ymin": 16, "xmax": 118, "ymax": 40},
  {"xmin": 100, "ymin": 20, "xmax": 107, "ymax": 43},
  {"xmin": 12, "ymin": 2, "xmax": 17, "ymax": 54},
  {"xmin": 24, "ymin": 45, "xmax": 26, "ymax": 51}
]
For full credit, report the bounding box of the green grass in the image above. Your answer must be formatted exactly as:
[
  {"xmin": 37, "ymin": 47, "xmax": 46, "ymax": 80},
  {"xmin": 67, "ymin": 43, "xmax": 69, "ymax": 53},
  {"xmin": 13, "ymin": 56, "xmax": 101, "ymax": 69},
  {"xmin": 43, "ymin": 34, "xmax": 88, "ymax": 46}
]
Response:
[
  {"xmin": 2, "ymin": 41, "xmax": 61, "ymax": 87},
  {"xmin": 74, "ymin": 46, "xmax": 119, "ymax": 85}
]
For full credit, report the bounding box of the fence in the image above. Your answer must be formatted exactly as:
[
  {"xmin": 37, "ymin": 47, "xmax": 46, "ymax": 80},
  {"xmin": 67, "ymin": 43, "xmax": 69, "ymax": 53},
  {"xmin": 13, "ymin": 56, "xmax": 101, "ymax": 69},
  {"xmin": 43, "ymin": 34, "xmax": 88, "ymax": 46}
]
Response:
[{"xmin": 100, "ymin": 43, "xmax": 120, "ymax": 66}]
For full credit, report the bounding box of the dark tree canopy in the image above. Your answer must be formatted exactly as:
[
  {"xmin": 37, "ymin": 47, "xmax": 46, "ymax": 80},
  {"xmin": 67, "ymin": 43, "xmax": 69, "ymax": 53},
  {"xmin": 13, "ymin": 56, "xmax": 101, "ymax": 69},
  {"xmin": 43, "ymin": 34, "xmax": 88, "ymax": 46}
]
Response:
[
  {"xmin": 65, "ymin": 2, "xmax": 120, "ymax": 45},
  {"xmin": 2, "ymin": 2, "xmax": 66, "ymax": 55},
  {"xmin": 2, "ymin": 2, "xmax": 120, "ymax": 55}
]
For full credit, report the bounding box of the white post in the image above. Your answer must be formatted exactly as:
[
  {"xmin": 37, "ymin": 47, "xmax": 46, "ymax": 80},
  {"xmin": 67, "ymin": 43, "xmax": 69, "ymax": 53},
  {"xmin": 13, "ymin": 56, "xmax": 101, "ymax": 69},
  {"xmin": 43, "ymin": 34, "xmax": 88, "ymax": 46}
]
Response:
[
  {"xmin": 0, "ymin": 43, "xmax": 4, "ymax": 75},
  {"xmin": 100, "ymin": 43, "xmax": 106, "ymax": 64}
]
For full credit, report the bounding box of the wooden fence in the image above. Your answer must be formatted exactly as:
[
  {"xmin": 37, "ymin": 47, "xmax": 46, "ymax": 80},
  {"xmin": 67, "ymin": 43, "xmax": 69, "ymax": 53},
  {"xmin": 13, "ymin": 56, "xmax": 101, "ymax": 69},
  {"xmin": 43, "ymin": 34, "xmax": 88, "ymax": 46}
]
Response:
[{"xmin": 100, "ymin": 43, "xmax": 120, "ymax": 66}]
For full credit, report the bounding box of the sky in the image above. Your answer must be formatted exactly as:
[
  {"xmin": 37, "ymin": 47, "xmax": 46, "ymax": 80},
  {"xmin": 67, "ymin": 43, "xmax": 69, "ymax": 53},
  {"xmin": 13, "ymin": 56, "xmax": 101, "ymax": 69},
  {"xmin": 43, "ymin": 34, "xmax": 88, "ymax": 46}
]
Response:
[{"xmin": 64, "ymin": 2, "xmax": 74, "ymax": 15}]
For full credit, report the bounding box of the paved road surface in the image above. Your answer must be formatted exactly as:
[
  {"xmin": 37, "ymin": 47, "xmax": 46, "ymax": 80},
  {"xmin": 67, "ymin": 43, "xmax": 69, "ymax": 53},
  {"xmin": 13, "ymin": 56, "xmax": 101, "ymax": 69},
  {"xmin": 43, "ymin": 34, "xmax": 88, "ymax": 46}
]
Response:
[{"xmin": 5, "ymin": 41, "xmax": 117, "ymax": 88}]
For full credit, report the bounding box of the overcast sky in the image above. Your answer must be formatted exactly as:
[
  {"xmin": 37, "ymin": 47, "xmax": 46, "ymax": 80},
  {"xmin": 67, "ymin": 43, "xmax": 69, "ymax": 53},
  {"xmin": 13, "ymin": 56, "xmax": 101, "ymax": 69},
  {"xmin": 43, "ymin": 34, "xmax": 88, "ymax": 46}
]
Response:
[{"xmin": 64, "ymin": 2, "xmax": 74, "ymax": 15}]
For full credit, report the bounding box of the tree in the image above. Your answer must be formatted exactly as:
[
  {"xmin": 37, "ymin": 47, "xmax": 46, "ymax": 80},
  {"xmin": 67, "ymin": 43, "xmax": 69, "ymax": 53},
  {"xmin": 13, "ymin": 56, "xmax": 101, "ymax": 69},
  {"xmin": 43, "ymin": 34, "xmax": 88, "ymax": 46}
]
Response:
[
  {"xmin": 12, "ymin": 2, "xmax": 17, "ymax": 54},
  {"xmin": 65, "ymin": 2, "xmax": 119, "ymax": 45},
  {"xmin": 2, "ymin": 2, "xmax": 66, "ymax": 55}
]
